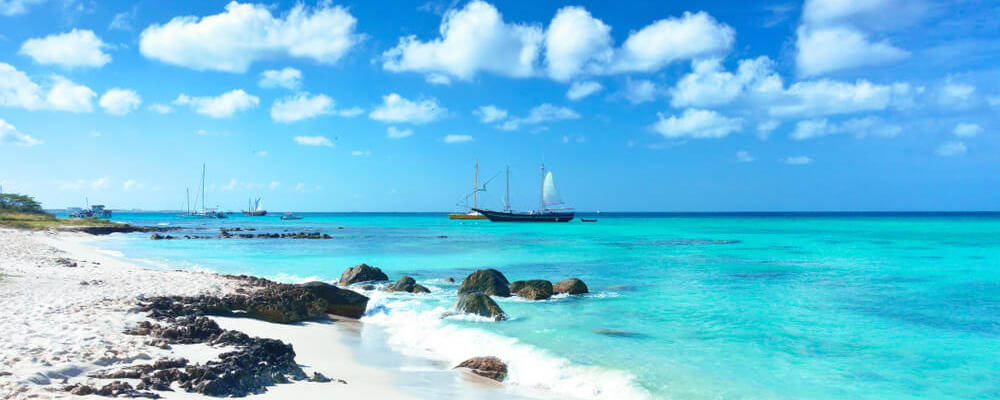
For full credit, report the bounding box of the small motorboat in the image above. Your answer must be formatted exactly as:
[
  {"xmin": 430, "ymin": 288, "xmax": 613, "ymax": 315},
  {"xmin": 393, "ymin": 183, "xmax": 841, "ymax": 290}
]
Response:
[
  {"xmin": 280, "ymin": 213, "xmax": 303, "ymax": 220},
  {"xmin": 581, "ymin": 219, "xmax": 597, "ymax": 222}
]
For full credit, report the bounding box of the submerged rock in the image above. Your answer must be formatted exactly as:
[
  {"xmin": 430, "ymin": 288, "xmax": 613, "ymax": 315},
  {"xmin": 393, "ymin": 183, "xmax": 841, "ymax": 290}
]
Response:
[
  {"xmin": 444, "ymin": 277, "xmax": 455, "ymax": 283},
  {"xmin": 454, "ymin": 292, "xmax": 507, "ymax": 321},
  {"xmin": 553, "ymin": 278, "xmax": 589, "ymax": 295},
  {"xmin": 510, "ymin": 280, "xmax": 553, "ymax": 300},
  {"xmin": 453, "ymin": 356, "xmax": 508, "ymax": 382},
  {"xmin": 458, "ymin": 269, "xmax": 511, "ymax": 297},
  {"xmin": 384, "ymin": 276, "xmax": 432, "ymax": 294},
  {"xmin": 339, "ymin": 263, "xmax": 389, "ymax": 286}
]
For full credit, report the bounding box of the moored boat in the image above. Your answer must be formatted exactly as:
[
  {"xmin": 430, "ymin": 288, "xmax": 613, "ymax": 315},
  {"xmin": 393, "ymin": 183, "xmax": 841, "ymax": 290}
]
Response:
[
  {"xmin": 448, "ymin": 160, "xmax": 489, "ymax": 220},
  {"xmin": 472, "ymin": 163, "xmax": 574, "ymax": 222},
  {"xmin": 243, "ymin": 197, "xmax": 267, "ymax": 216}
]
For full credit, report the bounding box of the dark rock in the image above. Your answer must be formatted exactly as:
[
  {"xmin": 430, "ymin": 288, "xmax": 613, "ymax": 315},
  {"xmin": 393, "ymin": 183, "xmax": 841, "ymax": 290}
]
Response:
[
  {"xmin": 412, "ymin": 284, "xmax": 431, "ymax": 294},
  {"xmin": 310, "ymin": 372, "xmax": 331, "ymax": 382},
  {"xmin": 453, "ymin": 356, "xmax": 507, "ymax": 382},
  {"xmin": 360, "ymin": 284, "xmax": 375, "ymax": 290},
  {"xmin": 458, "ymin": 269, "xmax": 510, "ymax": 297},
  {"xmin": 510, "ymin": 280, "xmax": 553, "ymax": 300},
  {"xmin": 339, "ymin": 264, "xmax": 389, "ymax": 286},
  {"xmin": 66, "ymin": 384, "xmax": 95, "ymax": 395},
  {"xmin": 66, "ymin": 225, "xmax": 167, "ymax": 235},
  {"xmin": 454, "ymin": 292, "xmax": 506, "ymax": 321},
  {"xmin": 95, "ymin": 381, "xmax": 161, "ymax": 398},
  {"xmin": 298, "ymin": 281, "xmax": 369, "ymax": 319},
  {"xmin": 384, "ymin": 276, "xmax": 430, "ymax": 294},
  {"xmin": 444, "ymin": 277, "xmax": 455, "ymax": 283},
  {"xmin": 553, "ymin": 278, "xmax": 589, "ymax": 295},
  {"xmin": 55, "ymin": 257, "xmax": 77, "ymax": 267}
]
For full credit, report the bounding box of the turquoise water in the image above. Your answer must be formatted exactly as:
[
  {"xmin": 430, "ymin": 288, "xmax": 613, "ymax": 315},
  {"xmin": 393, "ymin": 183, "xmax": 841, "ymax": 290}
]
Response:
[{"xmin": 85, "ymin": 212, "xmax": 1000, "ymax": 400}]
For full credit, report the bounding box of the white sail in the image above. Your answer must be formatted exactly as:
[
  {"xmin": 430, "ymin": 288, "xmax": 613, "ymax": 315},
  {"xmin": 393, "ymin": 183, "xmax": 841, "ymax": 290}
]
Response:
[
  {"xmin": 542, "ymin": 171, "xmax": 563, "ymax": 207},
  {"xmin": 255, "ymin": 198, "xmax": 263, "ymax": 211}
]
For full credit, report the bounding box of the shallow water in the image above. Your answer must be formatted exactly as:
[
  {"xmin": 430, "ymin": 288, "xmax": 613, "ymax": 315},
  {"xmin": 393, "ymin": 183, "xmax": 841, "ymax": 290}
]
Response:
[{"xmin": 85, "ymin": 212, "xmax": 1000, "ymax": 400}]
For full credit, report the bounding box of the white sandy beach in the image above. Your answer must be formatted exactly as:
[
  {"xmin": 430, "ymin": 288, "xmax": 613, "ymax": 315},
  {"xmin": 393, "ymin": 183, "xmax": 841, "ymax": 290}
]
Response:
[{"xmin": 0, "ymin": 229, "xmax": 519, "ymax": 400}]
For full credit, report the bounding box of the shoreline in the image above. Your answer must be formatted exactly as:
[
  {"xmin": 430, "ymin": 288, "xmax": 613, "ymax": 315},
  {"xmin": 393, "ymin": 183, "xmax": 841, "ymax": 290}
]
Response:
[{"xmin": 0, "ymin": 229, "xmax": 547, "ymax": 400}]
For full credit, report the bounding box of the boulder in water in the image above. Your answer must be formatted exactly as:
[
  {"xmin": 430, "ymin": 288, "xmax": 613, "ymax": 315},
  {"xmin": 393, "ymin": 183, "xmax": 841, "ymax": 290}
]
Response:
[
  {"xmin": 385, "ymin": 276, "xmax": 431, "ymax": 294},
  {"xmin": 454, "ymin": 292, "xmax": 507, "ymax": 321},
  {"xmin": 553, "ymin": 278, "xmax": 589, "ymax": 295},
  {"xmin": 453, "ymin": 356, "xmax": 507, "ymax": 382},
  {"xmin": 510, "ymin": 280, "xmax": 553, "ymax": 300},
  {"xmin": 298, "ymin": 281, "xmax": 370, "ymax": 318},
  {"xmin": 458, "ymin": 269, "xmax": 510, "ymax": 297},
  {"xmin": 339, "ymin": 264, "xmax": 389, "ymax": 286},
  {"xmin": 444, "ymin": 277, "xmax": 455, "ymax": 283}
]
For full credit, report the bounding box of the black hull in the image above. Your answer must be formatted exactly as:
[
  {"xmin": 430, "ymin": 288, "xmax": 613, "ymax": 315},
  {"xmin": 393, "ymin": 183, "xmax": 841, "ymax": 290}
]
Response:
[{"xmin": 471, "ymin": 208, "xmax": 574, "ymax": 222}]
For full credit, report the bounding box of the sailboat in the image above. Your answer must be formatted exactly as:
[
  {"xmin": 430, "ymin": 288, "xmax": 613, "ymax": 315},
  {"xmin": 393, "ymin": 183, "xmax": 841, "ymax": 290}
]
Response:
[
  {"xmin": 472, "ymin": 163, "xmax": 574, "ymax": 222},
  {"xmin": 449, "ymin": 160, "xmax": 489, "ymax": 220},
  {"xmin": 186, "ymin": 164, "xmax": 227, "ymax": 219},
  {"xmin": 243, "ymin": 197, "xmax": 267, "ymax": 216}
]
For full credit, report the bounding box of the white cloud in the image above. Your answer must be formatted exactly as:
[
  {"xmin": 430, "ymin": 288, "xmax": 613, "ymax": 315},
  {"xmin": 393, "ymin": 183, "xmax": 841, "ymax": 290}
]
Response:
[
  {"xmin": 670, "ymin": 57, "xmax": 782, "ymax": 108},
  {"xmin": 795, "ymin": 26, "xmax": 909, "ymax": 77},
  {"xmin": 736, "ymin": 150, "xmax": 754, "ymax": 162},
  {"xmin": 425, "ymin": 74, "xmax": 452, "ymax": 85},
  {"xmin": 268, "ymin": 181, "xmax": 280, "ymax": 190},
  {"xmin": 259, "ymin": 67, "xmax": 302, "ymax": 90},
  {"xmin": 369, "ymin": 93, "xmax": 446, "ymax": 124},
  {"xmin": 622, "ymin": 78, "xmax": 659, "ymax": 104},
  {"xmin": 271, "ymin": 93, "xmax": 332, "ymax": 123},
  {"xmin": 382, "ymin": 1, "xmax": 543, "ymax": 80},
  {"xmin": 221, "ymin": 178, "xmax": 238, "ymax": 191},
  {"xmin": 652, "ymin": 108, "xmax": 741, "ymax": 139},
  {"xmin": 613, "ymin": 11, "xmax": 734, "ymax": 73},
  {"xmin": 109, "ymin": 9, "xmax": 136, "ymax": 30},
  {"xmin": 20, "ymin": 29, "xmax": 111, "ymax": 68},
  {"xmin": 46, "ymin": 76, "xmax": 96, "ymax": 112},
  {"xmin": 351, "ymin": 149, "xmax": 371, "ymax": 156},
  {"xmin": 475, "ymin": 105, "xmax": 508, "ymax": 123},
  {"xmin": 0, "ymin": 64, "xmax": 97, "ymax": 113},
  {"xmin": 783, "ymin": 155, "xmax": 813, "ymax": 165},
  {"xmin": 500, "ymin": 103, "xmax": 580, "ymax": 130},
  {"xmin": 802, "ymin": 0, "xmax": 926, "ymax": 28},
  {"xmin": 938, "ymin": 78, "xmax": 976, "ymax": 108},
  {"xmin": 935, "ymin": 141, "xmax": 966, "ymax": 157},
  {"xmin": 791, "ymin": 116, "xmax": 901, "ymax": 140},
  {"xmin": 173, "ymin": 89, "xmax": 259, "ymax": 118},
  {"xmin": 953, "ymin": 123, "xmax": 982, "ymax": 138},
  {"xmin": 99, "ymin": 88, "xmax": 141, "ymax": 116},
  {"xmin": 566, "ymin": 80, "xmax": 603, "ymax": 101},
  {"xmin": 0, "ymin": 0, "xmax": 44, "ymax": 16},
  {"xmin": 0, "ymin": 118, "xmax": 42, "ymax": 147},
  {"xmin": 545, "ymin": 6, "xmax": 613, "ymax": 81},
  {"xmin": 337, "ymin": 106, "xmax": 363, "ymax": 117},
  {"xmin": 443, "ymin": 134, "xmax": 473, "ymax": 143},
  {"xmin": 139, "ymin": 2, "xmax": 362, "ymax": 73},
  {"xmin": 756, "ymin": 120, "xmax": 780, "ymax": 140},
  {"xmin": 148, "ymin": 103, "xmax": 172, "ymax": 114},
  {"xmin": 770, "ymin": 79, "xmax": 915, "ymax": 118},
  {"xmin": 387, "ymin": 126, "xmax": 414, "ymax": 139},
  {"xmin": 122, "ymin": 179, "xmax": 139, "ymax": 191},
  {"xmin": 293, "ymin": 135, "xmax": 334, "ymax": 147},
  {"xmin": 90, "ymin": 177, "xmax": 110, "ymax": 190}
]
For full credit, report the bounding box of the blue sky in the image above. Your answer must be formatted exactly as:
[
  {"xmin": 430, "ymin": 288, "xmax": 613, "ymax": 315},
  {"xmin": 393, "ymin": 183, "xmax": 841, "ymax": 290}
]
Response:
[{"xmin": 0, "ymin": 0, "xmax": 997, "ymax": 211}]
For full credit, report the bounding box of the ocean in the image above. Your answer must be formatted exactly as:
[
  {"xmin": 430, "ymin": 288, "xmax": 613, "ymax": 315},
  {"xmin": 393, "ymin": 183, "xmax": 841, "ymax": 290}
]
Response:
[{"xmin": 79, "ymin": 212, "xmax": 1000, "ymax": 400}]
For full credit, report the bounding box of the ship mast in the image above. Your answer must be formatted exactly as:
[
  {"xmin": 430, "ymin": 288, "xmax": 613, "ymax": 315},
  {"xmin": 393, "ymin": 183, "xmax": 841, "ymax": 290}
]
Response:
[
  {"xmin": 473, "ymin": 160, "xmax": 479, "ymax": 209},
  {"xmin": 186, "ymin": 188, "xmax": 190, "ymax": 213},
  {"xmin": 201, "ymin": 163, "xmax": 206, "ymax": 213},
  {"xmin": 539, "ymin": 162, "xmax": 545, "ymax": 211},
  {"xmin": 504, "ymin": 165, "xmax": 510, "ymax": 212}
]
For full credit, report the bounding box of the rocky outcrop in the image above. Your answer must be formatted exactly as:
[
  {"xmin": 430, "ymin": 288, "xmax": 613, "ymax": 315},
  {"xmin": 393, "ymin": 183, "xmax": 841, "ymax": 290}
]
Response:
[
  {"xmin": 384, "ymin": 276, "xmax": 431, "ymax": 294},
  {"xmin": 458, "ymin": 269, "xmax": 510, "ymax": 297},
  {"xmin": 553, "ymin": 278, "xmax": 589, "ymax": 295},
  {"xmin": 510, "ymin": 280, "xmax": 553, "ymax": 300},
  {"xmin": 339, "ymin": 264, "xmax": 389, "ymax": 286},
  {"xmin": 453, "ymin": 357, "xmax": 507, "ymax": 382},
  {"xmin": 454, "ymin": 292, "xmax": 506, "ymax": 321},
  {"xmin": 298, "ymin": 281, "xmax": 370, "ymax": 318},
  {"xmin": 64, "ymin": 225, "xmax": 167, "ymax": 235}
]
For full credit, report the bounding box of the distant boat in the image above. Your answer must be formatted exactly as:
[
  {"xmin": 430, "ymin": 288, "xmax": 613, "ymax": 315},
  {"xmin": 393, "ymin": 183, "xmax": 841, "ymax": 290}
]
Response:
[
  {"xmin": 69, "ymin": 202, "xmax": 112, "ymax": 219},
  {"xmin": 449, "ymin": 160, "xmax": 489, "ymax": 220},
  {"xmin": 280, "ymin": 213, "xmax": 303, "ymax": 220},
  {"xmin": 185, "ymin": 164, "xmax": 226, "ymax": 219},
  {"xmin": 581, "ymin": 219, "xmax": 597, "ymax": 222},
  {"xmin": 472, "ymin": 163, "xmax": 575, "ymax": 222},
  {"xmin": 243, "ymin": 197, "xmax": 267, "ymax": 216}
]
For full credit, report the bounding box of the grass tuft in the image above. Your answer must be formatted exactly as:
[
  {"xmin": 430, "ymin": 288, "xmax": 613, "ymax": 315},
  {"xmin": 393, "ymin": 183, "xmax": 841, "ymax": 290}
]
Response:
[{"xmin": 0, "ymin": 212, "xmax": 123, "ymax": 230}]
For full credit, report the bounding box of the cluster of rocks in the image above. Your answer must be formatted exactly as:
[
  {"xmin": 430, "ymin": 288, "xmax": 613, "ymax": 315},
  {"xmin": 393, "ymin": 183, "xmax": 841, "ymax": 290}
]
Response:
[
  {"xmin": 338, "ymin": 264, "xmax": 433, "ymax": 294},
  {"xmin": 151, "ymin": 231, "xmax": 333, "ymax": 240},
  {"xmin": 452, "ymin": 268, "xmax": 589, "ymax": 321}
]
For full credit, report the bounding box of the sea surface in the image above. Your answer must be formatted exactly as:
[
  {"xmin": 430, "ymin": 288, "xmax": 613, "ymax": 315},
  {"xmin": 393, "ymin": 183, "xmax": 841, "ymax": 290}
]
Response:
[{"xmin": 75, "ymin": 212, "xmax": 1000, "ymax": 400}]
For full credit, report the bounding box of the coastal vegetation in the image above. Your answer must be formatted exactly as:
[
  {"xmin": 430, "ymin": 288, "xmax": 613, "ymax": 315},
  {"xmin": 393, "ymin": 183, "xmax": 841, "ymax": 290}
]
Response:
[{"xmin": 0, "ymin": 193, "xmax": 120, "ymax": 230}]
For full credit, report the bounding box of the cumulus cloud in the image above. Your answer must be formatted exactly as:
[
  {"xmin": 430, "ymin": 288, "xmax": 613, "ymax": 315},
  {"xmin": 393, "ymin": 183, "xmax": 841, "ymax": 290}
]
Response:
[
  {"xmin": 566, "ymin": 80, "xmax": 603, "ymax": 101},
  {"xmin": 475, "ymin": 105, "xmax": 508, "ymax": 123},
  {"xmin": 293, "ymin": 135, "xmax": 334, "ymax": 147},
  {"xmin": 369, "ymin": 93, "xmax": 446, "ymax": 124},
  {"xmin": 756, "ymin": 120, "xmax": 780, "ymax": 140},
  {"xmin": 652, "ymin": 108, "xmax": 741, "ymax": 139},
  {"xmin": 938, "ymin": 78, "xmax": 976, "ymax": 108},
  {"xmin": 953, "ymin": 123, "xmax": 982, "ymax": 138},
  {"xmin": 387, "ymin": 126, "xmax": 414, "ymax": 139},
  {"xmin": 139, "ymin": 2, "xmax": 362, "ymax": 72},
  {"xmin": 0, "ymin": 63, "xmax": 96, "ymax": 113},
  {"xmin": 382, "ymin": 2, "xmax": 733, "ymax": 81},
  {"xmin": 783, "ymin": 155, "xmax": 813, "ymax": 165},
  {"xmin": 20, "ymin": 29, "xmax": 111, "ymax": 68},
  {"xmin": 99, "ymin": 88, "xmax": 141, "ymax": 115},
  {"xmin": 173, "ymin": 89, "xmax": 259, "ymax": 118},
  {"xmin": 670, "ymin": 57, "xmax": 782, "ymax": 108},
  {"xmin": 795, "ymin": 26, "xmax": 909, "ymax": 77},
  {"xmin": 736, "ymin": 150, "xmax": 754, "ymax": 162},
  {"xmin": 259, "ymin": 67, "xmax": 302, "ymax": 90},
  {"xmin": 0, "ymin": 118, "xmax": 42, "ymax": 147},
  {"xmin": 935, "ymin": 141, "xmax": 966, "ymax": 157},
  {"xmin": 443, "ymin": 134, "xmax": 473, "ymax": 143},
  {"xmin": 770, "ymin": 79, "xmax": 916, "ymax": 118},
  {"xmin": 337, "ymin": 106, "xmax": 363, "ymax": 117},
  {"xmin": 790, "ymin": 117, "xmax": 901, "ymax": 140},
  {"xmin": 0, "ymin": 0, "xmax": 44, "ymax": 16},
  {"xmin": 499, "ymin": 103, "xmax": 580, "ymax": 130},
  {"xmin": 270, "ymin": 93, "xmax": 331, "ymax": 123},
  {"xmin": 622, "ymin": 78, "xmax": 659, "ymax": 104}
]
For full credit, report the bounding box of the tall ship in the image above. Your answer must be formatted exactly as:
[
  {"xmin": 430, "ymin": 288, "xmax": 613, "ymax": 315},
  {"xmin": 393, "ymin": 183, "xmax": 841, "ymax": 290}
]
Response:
[
  {"xmin": 184, "ymin": 164, "xmax": 226, "ymax": 219},
  {"xmin": 473, "ymin": 163, "xmax": 574, "ymax": 222},
  {"xmin": 449, "ymin": 160, "xmax": 489, "ymax": 220},
  {"xmin": 243, "ymin": 197, "xmax": 267, "ymax": 216}
]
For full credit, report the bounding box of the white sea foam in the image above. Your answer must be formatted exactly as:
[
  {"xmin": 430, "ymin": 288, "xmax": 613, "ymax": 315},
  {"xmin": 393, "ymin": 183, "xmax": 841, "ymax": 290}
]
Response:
[
  {"xmin": 362, "ymin": 292, "xmax": 652, "ymax": 400},
  {"xmin": 268, "ymin": 272, "xmax": 324, "ymax": 284}
]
